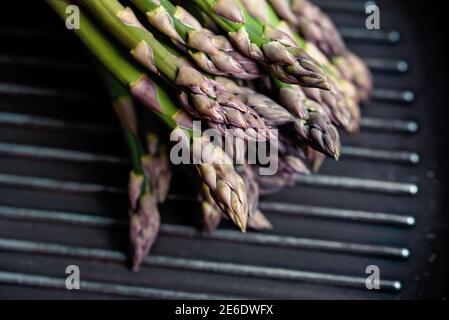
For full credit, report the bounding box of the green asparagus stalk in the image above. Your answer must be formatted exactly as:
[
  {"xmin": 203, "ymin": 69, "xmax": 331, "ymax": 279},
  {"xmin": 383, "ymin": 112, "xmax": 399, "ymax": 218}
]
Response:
[
  {"xmin": 98, "ymin": 66, "xmax": 161, "ymax": 271},
  {"xmin": 131, "ymin": 0, "xmax": 263, "ymax": 79},
  {"xmin": 267, "ymin": 0, "xmax": 373, "ymax": 101},
  {"xmin": 48, "ymin": 0, "xmax": 249, "ymax": 231},
  {"xmin": 78, "ymin": 0, "xmax": 270, "ymax": 142},
  {"xmin": 189, "ymin": 0, "xmax": 330, "ymax": 89},
  {"xmin": 239, "ymin": 0, "xmax": 360, "ymax": 133}
]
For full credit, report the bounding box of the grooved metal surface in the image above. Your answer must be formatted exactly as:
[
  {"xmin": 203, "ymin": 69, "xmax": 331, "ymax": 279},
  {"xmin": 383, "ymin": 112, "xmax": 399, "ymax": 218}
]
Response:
[{"xmin": 0, "ymin": 0, "xmax": 447, "ymax": 300}]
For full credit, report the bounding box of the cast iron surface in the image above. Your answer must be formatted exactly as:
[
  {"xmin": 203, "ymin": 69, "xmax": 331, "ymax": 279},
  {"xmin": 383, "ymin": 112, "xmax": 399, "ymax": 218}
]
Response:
[{"xmin": 0, "ymin": 0, "xmax": 447, "ymax": 299}]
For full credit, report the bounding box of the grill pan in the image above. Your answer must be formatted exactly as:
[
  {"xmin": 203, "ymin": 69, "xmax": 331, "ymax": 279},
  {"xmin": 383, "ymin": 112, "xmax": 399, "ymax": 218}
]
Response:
[{"xmin": 0, "ymin": 0, "xmax": 447, "ymax": 299}]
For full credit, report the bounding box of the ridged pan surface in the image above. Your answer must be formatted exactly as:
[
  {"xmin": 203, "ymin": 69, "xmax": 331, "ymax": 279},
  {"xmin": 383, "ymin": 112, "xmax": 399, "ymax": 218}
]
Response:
[{"xmin": 0, "ymin": 0, "xmax": 447, "ymax": 299}]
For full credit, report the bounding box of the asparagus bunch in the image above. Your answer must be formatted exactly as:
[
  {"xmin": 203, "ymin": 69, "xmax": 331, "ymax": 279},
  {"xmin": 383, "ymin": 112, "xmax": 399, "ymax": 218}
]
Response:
[
  {"xmin": 186, "ymin": 0, "xmax": 344, "ymax": 158},
  {"xmin": 48, "ymin": 0, "xmax": 249, "ymax": 232},
  {"xmin": 85, "ymin": 0, "xmax": 343, "ymax": 157},
  {"xmin": 47, "ymin": 0, "xmax": 374, "ymax": 268},
  {"xmin": 79, "ymin": 0, "xmax": 271, "ymax": 142},
  {"xmin": 239, "ymin": 0, "xmax": 361, "ymax": 134},
  {"xmin": 132, "ymin": 0, "xmax": 263, "ymax": 80},
  {"xmin": 267, "ymin": 0, "xmax": 373, "ymax": 101},
  {"xmin": 189, "ymin": 0, "xmax": 331, "ymax": 89},
  {"xmin": 130, "ymin": 0, "xmax": 343, "ymax": 155}
]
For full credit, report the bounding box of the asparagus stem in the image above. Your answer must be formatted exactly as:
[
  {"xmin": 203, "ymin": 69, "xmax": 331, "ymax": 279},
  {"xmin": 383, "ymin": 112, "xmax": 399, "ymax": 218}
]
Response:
[
  {"xmin": 97, "ymin": 63, "xmax": 161, "ymax": 271},
  {"xmin": 97, "ymin": 64, "xmax": 146, "ymax": 180},
  {"xmin": 101, "ymin": 66, "xmax": 173, "ymax": 201}
]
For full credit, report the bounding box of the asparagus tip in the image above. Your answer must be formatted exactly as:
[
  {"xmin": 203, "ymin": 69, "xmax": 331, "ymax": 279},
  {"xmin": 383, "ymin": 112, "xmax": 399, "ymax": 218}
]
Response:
[
  {"xmin": 235, "ymin": 214, "xmax": 247, "ymax": 233},
  {"xmin": 248, "ymin": 210, "xmax": 273, "ymax": 231}
]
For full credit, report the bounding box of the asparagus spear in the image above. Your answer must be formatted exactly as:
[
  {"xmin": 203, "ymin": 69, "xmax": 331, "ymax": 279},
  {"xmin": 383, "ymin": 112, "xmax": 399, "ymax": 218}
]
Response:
[
  {"xmin": 99, "ymin": 67, "xmax": 161, "ymax": 271},
  {"xmin": 79, "ymin": 0, "xmax": 270, "ymax": 141},
  {"xmin": 236, "ymin": 164, "xmax": 260, "ymax": 217},
  {"xmin": 48, "ymin": 0, "xmax": 249, "ymax": 231},
  {"xmin": 277, "ymin": 132, "xmax": 311, "ymax": 176},
  {"xmin": 201, "ymin": 174, "xmax": 273, "ymax": 232},
  {"xmin": 240, "ymin": 166, "xmax": 276, "ymax": 231},
  {"xmin": 248, "ymin": 210, "xmax": 273, "ymax": 231},
  {"xmin": 267, "ymin": 0, "xmax": 345, "ymax": 57},
  {"xmin": 201, "ymin": 161, "xmax": 270, "ymax": 232},
  {"xmin": 240, "ymin": 0, "xmax": 360, "ymax": 133},
  {"xmin": 333, "ymin": 51, "xmax": 373, "ymax": 102},
  {"xmin": 189, "ymin": 0, "xmax": 330, "ymax": 89},
  {"xmin": 215, "ymin": 76, "xmax": 340, "ymax": 158},
  {"xmin": 131, "ymin": 0, "xmax": 263, "ymax": 80},
  {"xmin": 214, "ymin": 76, "xmax": 294, "ymax": 126},
  {"xmin": 257, "ymin": 130, "xmax": 311, "ymax": 195},
  {"xmin": 274, "ymin": 80, "xmax": 341, "ymax": 159},
  {"xmin": 257, "ymin": 171, "xmax": 295, "ymax": 195},
  {"xmin": 200, "ymin": 183, "xmax": 223, "ymax": 233},
  {"xmin": 100, "ymin": 69, "xmax": 172, "ymax": 204},
  {"xmin": 201, "ymin": 192, "xmax": 273, "ymax": 232},
  {"xmin": 267, "ymin": 0, "xmax": 373, "ymax": 101},
  {"xmin": 306, "ymin": 146, "xmax": 326, "ymax": 173},
  {"xmin": 143, "ymin": 133, "xmax": 172, "ymax": 203}
]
